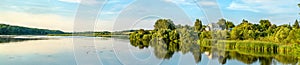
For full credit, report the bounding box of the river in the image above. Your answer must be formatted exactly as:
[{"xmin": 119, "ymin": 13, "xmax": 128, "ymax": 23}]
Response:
[{"xmin": 0, "ymin": 36, "xmax": 299, "ymax": 65}]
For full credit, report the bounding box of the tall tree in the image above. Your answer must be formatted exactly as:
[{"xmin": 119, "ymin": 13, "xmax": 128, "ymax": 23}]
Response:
[
  {"xmin": 194, "ymin": 19, "xmax": 202, "ymax": 32},
  {"xmin": 230, "ymin": 28, "xmax": 240, "ymax": 40},
  {"xmin": 217, "ymin": 18, "xmax": 226, "ymax": 30},
  {"xmin": 293, "ymin": 20, "xmax": 300, "ymax": 29},
  {"xmin": 154, "ymin": 19, "xmax": 176, "ymax": 30},
  {"xmin": 265, "ymin": 24, "xmax": 277, "ymax": 36},
  {"xmin": 298, "ymin": 3, "xmax": 300, "ymax": 15},
  {"xmin": 231, "ymin": 19, "xmax": 255, "ymax": 40},
  {"xmin": 274, "ymin": 27, "xmax": 291, "ymax": 43},
  {"xmin": 259, "ymin": 20, "xmax": 272, "ymax": 31},
  {"xmin": 237, "ymin": 19, "xmax": 249, "ymax": 27},
  {"xmin": 242, "ymin": 19, "xmax": 249, "ymax": 24},
  {"xmin": 225, "ymin": 21, "xmax": 235, "ymax": 30}
]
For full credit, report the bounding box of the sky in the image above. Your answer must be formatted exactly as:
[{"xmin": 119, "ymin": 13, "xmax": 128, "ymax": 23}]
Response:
[{"xmin": 0, "ymin": 0, "xmax": 299, "ymax": 32}]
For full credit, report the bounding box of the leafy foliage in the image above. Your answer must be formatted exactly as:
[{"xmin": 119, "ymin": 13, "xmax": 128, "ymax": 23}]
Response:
[
  {"xmin": 132, "ymin": 18, "xmax": 300, "ymax": 45},
  {"xmin": 129, "ymin": 18, "xmax": 300, "ymax": 64},
  {"xmin": 154, "ymin": 19, "xmax": 176, "ymax": 30},
  {"xmin": 128, "ymin": 4, "xmax": 300, "ymax": 63},
  {"xmin": 194, "ymin": 19, "xmax": 203, "ymax": 32},
  {"xmin": 259, "ymin": 20, "xmax": 272, "ymax": 31},
  {"xmin": 293, "ymin": 20, "xmax": 300, "ymax": 29}
]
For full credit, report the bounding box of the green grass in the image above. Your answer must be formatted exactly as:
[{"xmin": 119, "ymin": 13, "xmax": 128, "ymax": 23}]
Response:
[{"xmin": 198, "ymin": 39, "xmax": 300, "ymax": 59}]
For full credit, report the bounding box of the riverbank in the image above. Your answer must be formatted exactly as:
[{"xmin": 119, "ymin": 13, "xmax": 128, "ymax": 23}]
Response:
[{"xmin": 199, "ymin": 39, "xmax": 300, "ymax": 59}]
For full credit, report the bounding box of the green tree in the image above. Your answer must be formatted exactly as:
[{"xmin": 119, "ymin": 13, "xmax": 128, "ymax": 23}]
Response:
[
  {"xmin": 286, "ymin": 30, "xmax": 297, "ymax": 43},
  {"xmin": 230, "ymin": 28, "xmax": 241, "ymax": 40},
  {"xmin": 293, "ymin": 20, "xmax": 300, "ymax": 29},
  {"xmin": 252, "ymin": 24, "xmax": 261, "ymax": 31},
  {"xmin": 199, "ymin": 31, "xmax": 211, "ymax": 40},
  {"xmin": 168, "ymin": 30, "xmax": 179, "ymax": 41},
  {"xmin": 225, "ymin": 21, "xmax": 235, "ymax": 30},
  {"xmin": 194, "ymin": 19, "xmax": 202, "ymax": 32},
  {"xmin": 274, "ymin": 27, "xmax": 291, "ymax": 43},
  {"xmin": 248, "ymin": 30, "xmax": 256, "ymax": 40},
  {"xmin": 259, "ymin": 20, "xmax": 272, "ymax": 31},
  {"xmin": 154, "ymin": 19, "xmax": 176, "ymax": 30},
  {"xmin": 298, "ymin": 3, "xmax": 300, "ymax": 15},
  {"xmin": 138, "ymin": 29, "xmax": 146, "ymax": 34},
  {"xmin": 270, "ymin": 24, "xmax": 277, "ymax": 29},
  {"xmin": 241, "ymin": 19, "xmax": 249, "ymax": 24},
  {"xmin": 217, "ymin": 18, "xmax": 227, "ymax": 30},
  {"xmin": 231, "ymin": 19, "xmax": 256, "ymax": 40}
]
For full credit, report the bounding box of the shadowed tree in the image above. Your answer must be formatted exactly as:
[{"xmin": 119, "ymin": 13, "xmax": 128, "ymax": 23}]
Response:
[
  {"xmin": 217, "ymin": 18, "xmax": 227, "ymax": 30},
  {"xmin": 293, "ymin": 20, "xmax": 299, "ymax": 29},
  {"xmin": 230, "ymin": 28, "xmax": 240, "ymax": 40},
  {"xmin": 259, "ymin": 20, "xmax": 272, "ymax": 31},
  {"xmin": 194, "ymin": 19, "xmax": 203, "ymax": 32},
  {"xmin": 298, "ymin": 3, "xmax": 300, "ymax": 15},
  {"xmin": 241, "ymin": 19, "xmax": 248, "ymax": 24},
  {"xmin": 154, "ymin": 19, "xmax": 176, "ymax": 30},
  {"xmin": 225, "ymin": 21, "xmax": 235, "ymax": 30}
]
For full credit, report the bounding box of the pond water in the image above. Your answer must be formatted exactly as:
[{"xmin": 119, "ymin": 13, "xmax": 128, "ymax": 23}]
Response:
[{"xmin": 0, "ymin": 36, "xmax": 299, "ymax": 65}]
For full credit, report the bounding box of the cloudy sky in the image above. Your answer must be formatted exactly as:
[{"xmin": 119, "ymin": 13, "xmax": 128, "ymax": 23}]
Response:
[{"xmin": 0, "ymin": 0, "xmax": 299, "ymax": 32}]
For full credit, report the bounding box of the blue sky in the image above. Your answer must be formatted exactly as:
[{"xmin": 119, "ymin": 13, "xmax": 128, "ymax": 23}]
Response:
[{"xmin": 0, "ymin": 0, "xmax": 299, "ymax": 32}]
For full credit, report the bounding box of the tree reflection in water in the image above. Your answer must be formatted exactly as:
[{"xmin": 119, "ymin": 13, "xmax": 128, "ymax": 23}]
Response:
[
  {"xmin": 0, "ymin": 38, "xmax": 48, "ymax": 43},
  {"xmin": 130, "ymin": 27, "xmax": 204, "ymax": 64},
  {"xmin": 130, "ymin": 37, "xmax": 300, "ymax": 65},
  {"xmin": 129, "ymin": 21, "xmax": 299, "ymax": 64}
]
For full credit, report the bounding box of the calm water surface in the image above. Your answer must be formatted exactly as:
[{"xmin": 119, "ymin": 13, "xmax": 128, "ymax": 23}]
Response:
[{"xmin": 0, "ymin": 36, "xmax": 299, "ymax": 65}]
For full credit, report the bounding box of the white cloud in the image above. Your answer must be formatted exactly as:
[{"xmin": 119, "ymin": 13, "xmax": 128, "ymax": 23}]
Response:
[
  {"xmin": 164, "ymin": 0, "xmax": 194, "ymax": 5},
  {"xmin": 101, "ymin": 11, "xmax": 119, "ymax": 15},
  {"xmin": 198, "ymin": 1, "xmax": 217, "ymax": 6},
  {"xmin": 227, "ymin": 2, "xmax": 260, "ymax": 12},
  {"xmin": 59, "ymin": 0, "xmax": 80, "ymax": 3},
  {"xmin": 167, "ymin": 0, "xmax": 219, "ymax": 7},
  {"xmin": 59, "ymin": 0, "xmax": 103, "ymax": 5},
  {"xmin": 0, "ymin": 11, "xmax": 74, "ymax": 32},
  {"xmin": 227, "ymin": 0, "xmax": 298, "ymax": 14}
]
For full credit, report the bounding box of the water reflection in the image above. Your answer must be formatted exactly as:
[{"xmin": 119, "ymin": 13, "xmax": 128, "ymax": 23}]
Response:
[
  {"xmin": 130, "ymin": 37, "xmax": 202, "ymax": 64},
  {"xmin": 0, "ymin": 36, "xmax": 299, "ymax": 65},
  {"xmin": 0, "ymin": 37, "xmax": 76, "ymax": 65},
  {"xmin": 0, "ymin": 38, "xmax": 48, "ymax": 43},
  {"xmin": 130, "ymin": 39, "xmax": 300, "ymax": 65}
]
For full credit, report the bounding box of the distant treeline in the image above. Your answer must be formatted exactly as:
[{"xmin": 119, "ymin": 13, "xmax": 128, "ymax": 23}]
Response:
[
  {"xmin": 130, "ymin": 18, "xmax": 300, "ymax": 45},
  {"xmin": 47, "ymin": 30, "xmax": 138, "ymax": 38},
  {"xmin": 0, "ymin": 24, "xmax": 64, "ymax": 35}
]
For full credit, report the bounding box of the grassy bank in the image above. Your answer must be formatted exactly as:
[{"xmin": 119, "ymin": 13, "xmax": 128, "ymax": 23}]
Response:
[{"xmin": 199, "ymin": 39, "xmax": 300, "ymax": 58}]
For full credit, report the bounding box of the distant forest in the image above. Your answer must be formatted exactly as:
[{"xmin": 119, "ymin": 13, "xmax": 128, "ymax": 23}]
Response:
[
  {"xmin": 130, "ymin": 18, "xmax": 300, "ymax": 44},
  {"xmin": 129, "ymin": 4, "xmax": 300, "ymax": 45},
  {"xmin": 0, "ymin": 24, "xmax": 64, "ymax": 35}
]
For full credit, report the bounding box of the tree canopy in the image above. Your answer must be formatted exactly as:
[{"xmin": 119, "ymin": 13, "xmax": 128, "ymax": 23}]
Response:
[
  {"xmin": 0, "ymin": 24, "xmax": 64, "ymax": 35},
  {"xmin": 194, "ymin": 19, "xmax": 203, "ymax": 32},
  {"xmin": 293, "ymin": 20, "xmax": 300, "ymax": 29},
  {"xmin": 132, "ymin": 18, "xmax": 300, "ymax": 46},
  {"xmin": 154, "ymin": 19, "xmax": 176, "ymax": 30},
  {"xmin": 259, "ymin": 20, "xmax": 272, "ymax": 31}
]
